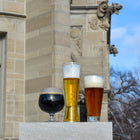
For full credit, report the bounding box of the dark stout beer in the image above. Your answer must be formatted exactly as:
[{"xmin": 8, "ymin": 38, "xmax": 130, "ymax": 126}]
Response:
[{"xmin": 39, "ymin": 93, "xmax": 64, "ymax": 114}]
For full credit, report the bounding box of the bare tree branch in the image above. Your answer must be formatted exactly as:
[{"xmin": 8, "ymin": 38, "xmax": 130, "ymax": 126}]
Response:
[{"xmin": 109, "ymin": 67, "xmax": 140, "ymax": 139}]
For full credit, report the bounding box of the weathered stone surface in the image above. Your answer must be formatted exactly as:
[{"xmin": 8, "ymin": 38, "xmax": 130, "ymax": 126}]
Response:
[
  {"xmin": 16, "ymin": 40, "xmax": 24, "ymax": 54},
  {"xmin": 7, "ymin": 39, "xmax": 15, "ymax": 53},
  {"xmin": 71, "ymin": 15, "xmax": 86, "ymax": 26},
  {"xmin": 19, "ymin": 122, "xmax": 112, "ymax": 140},
  {"xmin": 0, "ymin": 0, "xmax": 111, "ymax": 139},
  {"xmin": 7, "ymin": 53, "xmax": 24, "ymax": 60},
  {"xmin": 15, "ymin": 60, "xmax": 24, "ymax": 74},
  {"xmin": 26, "ymin": 32, "xmax": 52, "ymax": 53},
  {"xmin": 83, "ymin": 31, "xmax": 104, "ymax": 41},
  {"xmin": 7, "ymin": 59, "xmax": 15, "ymax": 73},
  {"xmin": 55, "ymin": 31, "xmax": 70, "ymax": 47},
  {"xmin": 26, "ymin": 12, "xmax": 51, "ymax": 32},
  {"xmin": 5, "ymin": 123, "xmax": 14, "ymax": 137},
  {"xmin": 15, "ymin": 80, "xmax": 24, "ymax": 95},
  {"xmin": 72, "ymin": 0, "xmax": 97, "ymax": 5},
  {"xmin": 26, "ymin": 75, "xmax": 52, "ymax": 94},
  {"xmin": 3, "ymin": 1, "xmax": 25, "ymax": 14},
  {"xmin": 55, "ymin": 12, "xmax": 70, "ymax": 25}
]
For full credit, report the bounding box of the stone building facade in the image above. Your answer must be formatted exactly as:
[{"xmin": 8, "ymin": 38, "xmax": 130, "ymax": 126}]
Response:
[{"xmin": 0, "ymin": 0, "xmax": 122, "ymax": 139}]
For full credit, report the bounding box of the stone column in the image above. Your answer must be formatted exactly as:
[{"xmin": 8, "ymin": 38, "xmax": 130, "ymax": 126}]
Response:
[
  {"xmin": 0, "ymin": 0, "xmax": 26, "ymax": 139},
  {"xmin": 25, "ymin": 0, "xmax": 70, "ymax": 122}
]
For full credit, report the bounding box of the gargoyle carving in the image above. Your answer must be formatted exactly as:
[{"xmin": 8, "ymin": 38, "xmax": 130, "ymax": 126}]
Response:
[
  {"xmin": 109, "ymin": 44, "xmax": 118, "ymax": 56},
  {"xmin": 97, "ymin": 1, "xmax": 122, "ymax": 31}
]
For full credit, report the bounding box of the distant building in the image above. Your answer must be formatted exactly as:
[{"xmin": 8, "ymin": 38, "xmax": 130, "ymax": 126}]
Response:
[{"xmin": 0, "ymin": 0, "xmax": 122, "ymax": 139}]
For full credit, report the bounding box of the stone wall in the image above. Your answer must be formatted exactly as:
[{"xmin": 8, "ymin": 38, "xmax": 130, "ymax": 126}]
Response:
[
  {"xmin": 72, "ymin": 0, "xmax": 103, "ymax": 5},
  {"xmin": 25, "ymin": 0, "xmax": 70, "ymax": 122},
  {"xmin": 70, "ymin": 0, "xmax": 109, "ymax": 121},
  {"xmin": 0, "ymin": 0, "xmax": 26, "ymax": 139},
  {"xmin": 26, "ymin": 0, "xmax": 110, "ymax": 122},
  {"xmin": 0, "ymin": 0, "xmax": 111, "ymax": 139}
]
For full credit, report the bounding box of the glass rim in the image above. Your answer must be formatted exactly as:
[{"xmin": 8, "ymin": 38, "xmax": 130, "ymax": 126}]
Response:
[
  {"xmin": 84, "ymin": 75, "xmax": 104, "ymax": 80},
  {"xmin": 41, "ymin": 87, "xmax": 62, "ymax": 93},
  {"xmin": 84, "ymin": 75, "xmax": 104, "ymax": 88},
  {"xmin": 63, "ymin": 62, "xmax": 80, "ymax": 78}
]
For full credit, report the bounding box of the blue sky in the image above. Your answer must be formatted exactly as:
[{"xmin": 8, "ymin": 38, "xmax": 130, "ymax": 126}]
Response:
[{"xmin": 109, "ymin": 0, "xmax": 140, "ymax": 70}]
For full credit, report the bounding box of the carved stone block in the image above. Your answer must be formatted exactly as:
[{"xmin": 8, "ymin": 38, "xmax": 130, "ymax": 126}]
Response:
[{"xmin": 70, "ymin": 27, "xmax": 82, "ymax": 56}]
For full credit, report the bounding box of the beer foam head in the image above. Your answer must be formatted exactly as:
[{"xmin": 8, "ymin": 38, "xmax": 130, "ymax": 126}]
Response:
[
  {"xmin": 41, "ymin": 88, "xmax": 62, "ymax": 94},
  {"xmin": 84, "ymin": 75, "xmax": 104, "ymax": 88},
  {"xmin": 63, "ymin": 62, "xmax": 80, "ymax": 78}
]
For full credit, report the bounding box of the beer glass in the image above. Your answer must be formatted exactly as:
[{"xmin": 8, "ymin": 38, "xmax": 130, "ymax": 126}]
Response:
[
  {"xmin": 84, "ymin": 75, "xmax": 104, "ymax": 122},
  {"xmin": 63, "ymin": 62, "xmax": 80, "ymax": 122},
  {"xmin": 39, "ymin": 88, "xmax": 64, "ymax": 122}
]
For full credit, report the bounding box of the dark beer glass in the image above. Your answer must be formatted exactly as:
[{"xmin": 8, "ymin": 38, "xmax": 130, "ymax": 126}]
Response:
[
  {"xmin": 39, "ymin": 88, "xmax": 64, "ymax": 122},
  {"xmin": 84, "ymin": 75, "xmax": 104, "ymax": 122}
]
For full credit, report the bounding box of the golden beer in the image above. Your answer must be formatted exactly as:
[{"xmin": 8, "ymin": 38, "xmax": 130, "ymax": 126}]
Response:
[
  {"xmin": 63, "ymin": 62, "xmax": 80, "ymax": 122},
  {"xmin": 64, "ymin": 78, "xmax": 79, "ymax": 122},
  {"xmin": 84, "ymin": 75, "xmax": 104, "ymax": 122}
]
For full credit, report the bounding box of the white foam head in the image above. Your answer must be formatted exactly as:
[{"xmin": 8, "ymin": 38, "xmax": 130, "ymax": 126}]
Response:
[
  {"xmin": 63, "ymin": 62, "xmax": 80, "ymax": 78},
  {"xmin": 84, "ymin": 75, "xmax": 104, "ymax": 88},
  {"xmin": 41, "ymin": 88, "xmax": 62, "ymax": 94}
]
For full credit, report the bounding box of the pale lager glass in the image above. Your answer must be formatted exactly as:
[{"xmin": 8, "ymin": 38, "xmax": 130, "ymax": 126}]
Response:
[
  {"xmin": 63, "ymin": 62, "xmax": 80, "ymax": 122},
  {"xmin": 84, "ymin": 75, "xmax": 104, "ymax": 122}
]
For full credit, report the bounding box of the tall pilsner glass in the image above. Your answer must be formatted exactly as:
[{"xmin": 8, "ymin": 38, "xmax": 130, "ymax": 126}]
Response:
[
  {"xmin": 63, "ymin": 62, "xmax": 80, "ymax": 122},
  {"xmin": 84, "ymin": 75, "xmax": 104, "ymax": 122}
]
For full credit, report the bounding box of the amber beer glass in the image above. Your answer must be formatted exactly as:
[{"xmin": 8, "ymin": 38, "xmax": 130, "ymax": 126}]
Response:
[
  {"xmin": 84, "ymin": 75, "xmax": 104, "ymax": 122},
  {"xmin": 63, "ymin": 62, "xmax": 80, "ymax": 122}
]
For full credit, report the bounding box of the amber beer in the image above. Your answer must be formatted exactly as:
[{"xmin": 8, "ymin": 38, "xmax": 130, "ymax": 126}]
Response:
[
  {"xmin": 63, "ymin": 62, "xmax": 80, "ymax": 122},
  {"xmin": 84, "ymin": 75, "xmax": 104, "ymax": 122}
]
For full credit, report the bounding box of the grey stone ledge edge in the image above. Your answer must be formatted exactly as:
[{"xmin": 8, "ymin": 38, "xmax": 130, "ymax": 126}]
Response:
[
  {"xmin": 0, "ymin": 12, "xmax": 26, "ymax": 18},
  {"xmin": 70, "ymin": 5, "xmax": 98, "ymax": 10}
]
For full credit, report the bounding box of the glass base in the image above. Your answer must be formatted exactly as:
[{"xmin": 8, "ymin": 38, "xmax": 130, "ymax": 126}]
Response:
[
  {"xmin": 87, "ymin": 116, "xmax": 100, "ymax": 122},
  {"xmin": 48, "ymin": 113, "xmax": 56, "ymax": 122},
  {"xmin": 64, "ymin": 106, "xmax": 79, "ymax": 122}
]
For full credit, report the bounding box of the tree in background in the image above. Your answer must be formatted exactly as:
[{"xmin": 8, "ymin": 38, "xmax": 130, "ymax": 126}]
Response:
[{"xmin": 109, "ymin": 67, "xmax": 140, "ymax": 140}]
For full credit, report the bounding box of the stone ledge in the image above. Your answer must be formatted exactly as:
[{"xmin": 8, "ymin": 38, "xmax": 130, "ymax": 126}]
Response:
[
  {"xmin": 70, "ymin": 5, "xmax": 98, "ymax": 10},
  {"xmin": 19, "ymin": 122, "xmax": 112, "ymax": 140},
  {"xmin": 0, "ymin": 12, "xmax": 26, "ymax": 18}
]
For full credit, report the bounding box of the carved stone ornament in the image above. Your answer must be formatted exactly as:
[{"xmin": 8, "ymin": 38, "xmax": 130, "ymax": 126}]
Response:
[
  {"xmin": 70, "ymin": 27, "xmax": 82, "ymax": 55},
  {"xmin": 97, "ymin": 1, "xmax": 122, "ymax": 31},
  {"xmin": 70, "ymin": 27, "xmax": 81, "ymax": 39},
  {"xmin": 88, "ymin": 17, "xmax": 98, "ymax": 30},
  {"xmin": 108, "ymin": 44, "xmax": 118, "ymax": 56}
]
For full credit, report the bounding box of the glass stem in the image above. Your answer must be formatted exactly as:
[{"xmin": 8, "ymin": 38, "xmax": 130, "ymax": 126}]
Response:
[
  {"xmin": 50, "ymin": 113, "xmax": 54, "ymax": 119},
  {"xmin": 49, "ymin": 113, "xmax": 55, "ymax": 122}
]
